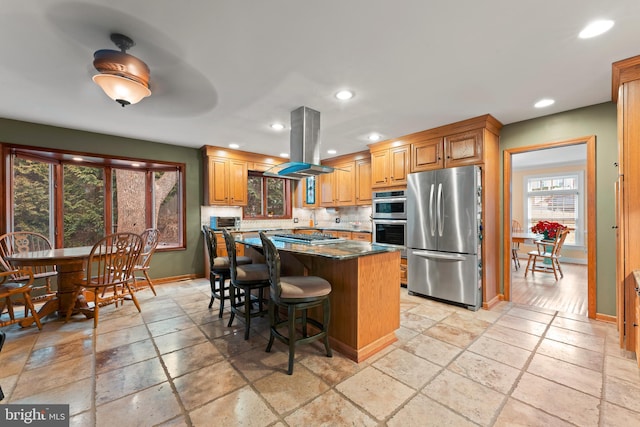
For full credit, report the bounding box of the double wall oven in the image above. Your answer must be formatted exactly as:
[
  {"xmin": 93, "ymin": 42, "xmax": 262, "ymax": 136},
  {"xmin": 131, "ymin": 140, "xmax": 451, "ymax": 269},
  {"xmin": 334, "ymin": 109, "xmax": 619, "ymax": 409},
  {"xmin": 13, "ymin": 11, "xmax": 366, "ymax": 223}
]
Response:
[{"xmin": 372, "ymin": 189, "xmax": 407, "ymax": 257}]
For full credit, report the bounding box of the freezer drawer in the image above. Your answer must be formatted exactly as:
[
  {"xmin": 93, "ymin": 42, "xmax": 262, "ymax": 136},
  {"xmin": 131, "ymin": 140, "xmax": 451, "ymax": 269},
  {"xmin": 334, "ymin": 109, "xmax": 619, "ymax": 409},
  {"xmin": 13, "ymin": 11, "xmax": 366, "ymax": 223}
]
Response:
[{"xmin": 407, "ymin": 249, "xmax": 480, "ymax": 310}]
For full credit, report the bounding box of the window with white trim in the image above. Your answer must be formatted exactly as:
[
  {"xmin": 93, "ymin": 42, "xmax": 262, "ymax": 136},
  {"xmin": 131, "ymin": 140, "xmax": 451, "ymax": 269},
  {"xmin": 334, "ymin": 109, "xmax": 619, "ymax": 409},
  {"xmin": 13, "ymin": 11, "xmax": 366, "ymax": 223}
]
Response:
[{"xmin": 524, "ymin": 172, "xmax": 583, "ymax": 246}]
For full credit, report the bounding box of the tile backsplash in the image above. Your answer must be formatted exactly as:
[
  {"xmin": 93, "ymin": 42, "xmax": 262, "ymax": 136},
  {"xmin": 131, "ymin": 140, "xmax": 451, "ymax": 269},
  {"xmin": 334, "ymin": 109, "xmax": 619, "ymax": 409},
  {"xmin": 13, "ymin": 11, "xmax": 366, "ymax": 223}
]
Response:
[{"xmin": 201, "ymin": 205, "xmax": 372, "ymax": 231}]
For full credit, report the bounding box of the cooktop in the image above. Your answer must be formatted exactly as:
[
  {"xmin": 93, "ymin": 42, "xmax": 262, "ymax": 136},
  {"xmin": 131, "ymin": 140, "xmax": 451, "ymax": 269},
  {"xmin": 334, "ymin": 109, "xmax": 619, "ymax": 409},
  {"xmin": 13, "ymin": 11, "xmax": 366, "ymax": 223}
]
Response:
[{"xmin": 271, "ymin": 233, "xmax": 346, "ymax": 245}]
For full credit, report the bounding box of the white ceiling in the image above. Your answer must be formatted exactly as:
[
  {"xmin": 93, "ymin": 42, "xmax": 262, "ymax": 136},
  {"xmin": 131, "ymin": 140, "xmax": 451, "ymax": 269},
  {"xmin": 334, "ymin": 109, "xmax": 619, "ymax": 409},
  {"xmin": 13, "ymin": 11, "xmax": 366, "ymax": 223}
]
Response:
[{"xmin": 1, "ymin": 1, "xmax": 638, "ymax": 161}]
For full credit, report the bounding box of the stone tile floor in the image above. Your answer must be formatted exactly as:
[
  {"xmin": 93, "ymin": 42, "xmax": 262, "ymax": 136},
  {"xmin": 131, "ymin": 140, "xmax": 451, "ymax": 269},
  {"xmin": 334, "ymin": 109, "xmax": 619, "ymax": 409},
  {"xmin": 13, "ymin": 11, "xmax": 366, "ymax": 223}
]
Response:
[{"xmin": 1, "ymin": 278, "xmax": 639, "ymax": 426}]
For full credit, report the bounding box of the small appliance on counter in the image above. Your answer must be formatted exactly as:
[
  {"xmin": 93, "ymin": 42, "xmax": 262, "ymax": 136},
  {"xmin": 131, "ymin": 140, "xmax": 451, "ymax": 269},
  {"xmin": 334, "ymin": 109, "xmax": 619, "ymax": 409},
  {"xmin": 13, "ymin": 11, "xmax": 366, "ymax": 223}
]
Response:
[{"xmin": 209, "ymin": 216, "xmax": 240, "ymax": 230}]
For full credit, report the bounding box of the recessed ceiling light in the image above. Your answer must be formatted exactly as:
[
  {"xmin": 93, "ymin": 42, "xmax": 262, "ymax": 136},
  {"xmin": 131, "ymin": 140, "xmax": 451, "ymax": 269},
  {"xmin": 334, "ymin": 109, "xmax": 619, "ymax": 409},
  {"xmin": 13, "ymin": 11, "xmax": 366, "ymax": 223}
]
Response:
[
  {"xmin": 229, "ymin": 143, "xmax": 240, "ymax": 149},
  {"xmin": 72, "ymin": 157, "xmax": 83, "ymax": 162},
  {"xmin": 271, "ymin": 123, "xmax": 285, "ymax": 131},
  {"xmin": 280, "ymin": 153, "xmax": 289, "ymax": 158},
  {"xmin": 335, "ymin": 90, "xmax": 354, "ymax": 100},
  {"xmin": 534, "ymin": 98, "xmax": 555, "ymax": 108},
  {"xmin": 131, "ymin": 163, "xmax": 140, "ymax": 167},
  {"xmin": 579, "ymin": 20, "xmax": 614, "ymax": 39},
  {"xmin": 327, "ymin": 149, "xmax": 337, "ymax": 155},
  {"xmin": 368, "ymin": 133, "xmax": 381, "ymax": 141}
]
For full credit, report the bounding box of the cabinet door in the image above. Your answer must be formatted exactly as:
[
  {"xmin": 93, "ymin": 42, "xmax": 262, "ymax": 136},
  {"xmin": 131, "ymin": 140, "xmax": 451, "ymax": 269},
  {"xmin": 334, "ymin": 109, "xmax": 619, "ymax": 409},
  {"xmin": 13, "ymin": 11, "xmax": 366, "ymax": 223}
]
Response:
[
  {"xmin": 335, "ymin": 161, "xmax": 355, "ymax": 206},
  {"xmin": 319, "ymin": 172, "xmax": 335, "ymax": 206},
  {"xmin": 389, "ymin": 146, "xmax": 409, "ymax": 186},
  {"xmin": 228, "ymin": 159, "xmax": 248, "ymax": 206},
  {"xmin": 444, "ymin": 129, "xmax": 483, "ymax": 167},
  {"xmin": 355, "ymin": 159, "xmax": 372, "ymax": 205},
  {"xmin": 208, "ymin": 157, "xmax": 229, "ymax": 205},
  {"xmin": 411, "ymin": 137, "xmax": 444, "ymax": 172},
  {"xmin": 352, "ymin": 232, "xmax": 371, "ymax": 242},
  {"xmin": 371, "ymin": 150, "xmax": 390, "ymax": 188}
]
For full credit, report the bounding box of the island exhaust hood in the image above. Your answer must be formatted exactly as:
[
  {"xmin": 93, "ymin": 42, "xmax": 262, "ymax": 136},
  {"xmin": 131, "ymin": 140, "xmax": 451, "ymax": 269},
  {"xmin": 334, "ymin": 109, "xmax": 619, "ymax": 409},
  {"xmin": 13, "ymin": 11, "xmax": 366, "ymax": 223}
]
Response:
[{"xmin": 264, "ymin": 106, "xmax": 335, "ymax": 179}]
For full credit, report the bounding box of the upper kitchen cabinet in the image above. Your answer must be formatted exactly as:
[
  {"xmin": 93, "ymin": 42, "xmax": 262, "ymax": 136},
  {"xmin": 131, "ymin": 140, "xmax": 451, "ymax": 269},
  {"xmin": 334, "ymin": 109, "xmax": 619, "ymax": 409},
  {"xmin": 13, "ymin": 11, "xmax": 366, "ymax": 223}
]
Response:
[
  {"xmin": 202, "ymin": 146, "xmax": 281, "ymax": 206},
  {"xmin": 318, "ymin": 151, "xmax": 370, "ymax": 207},
  {"xmin": 444, "ymin": 129, "xmax": 483, "ymax": 167},
  {"xmin": 408, "ymin": 115, "xmax": 502, "ymax": 173},
  {"xmin": 319, "ymin": 160, "xmax": 355, "ymax": 207},
  {"xmin": 370, "ymin": 145, "xmax": 409, "ymax": 189},
  {"xmin": 411, "ymin": 137, "xmax": 444, "ymax": 171},
  {"xmin": 204, "ymin": 156, "xmax": 248, "ymax": 206},
  {"xmin": 355, "ymin": 157, "xmax": 372, "ymax": 205}
]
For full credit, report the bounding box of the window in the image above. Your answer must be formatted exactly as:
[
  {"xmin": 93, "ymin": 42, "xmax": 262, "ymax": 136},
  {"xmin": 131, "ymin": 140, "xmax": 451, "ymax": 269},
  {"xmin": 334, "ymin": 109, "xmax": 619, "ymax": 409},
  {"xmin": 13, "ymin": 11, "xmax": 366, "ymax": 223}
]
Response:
[
  {"xmin": 244, "ymin": 172, "xmax": 291, "ymax": 219},
  {"xmin": 7, "ymin": 146, "xmax": 185, "ymax": 250},
  {"xmin": 524, "ymin": 172, "xmax": 583, "ymax": 246}
]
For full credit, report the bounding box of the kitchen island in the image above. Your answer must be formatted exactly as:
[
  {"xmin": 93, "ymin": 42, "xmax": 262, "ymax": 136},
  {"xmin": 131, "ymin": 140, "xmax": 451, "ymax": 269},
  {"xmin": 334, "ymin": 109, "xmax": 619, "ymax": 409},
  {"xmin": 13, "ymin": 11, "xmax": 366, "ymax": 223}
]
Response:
[{"xmin": 237, "ymin": 236, "xmax": 401, "ymax": 362}]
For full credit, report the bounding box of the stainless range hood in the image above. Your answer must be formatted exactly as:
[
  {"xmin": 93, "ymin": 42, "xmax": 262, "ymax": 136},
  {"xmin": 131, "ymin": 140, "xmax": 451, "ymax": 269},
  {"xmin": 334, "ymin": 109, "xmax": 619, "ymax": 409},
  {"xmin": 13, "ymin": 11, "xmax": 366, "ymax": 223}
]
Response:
[{"xmin": 265, "ymin": 106, "xmax": 335, "ymax": 179}]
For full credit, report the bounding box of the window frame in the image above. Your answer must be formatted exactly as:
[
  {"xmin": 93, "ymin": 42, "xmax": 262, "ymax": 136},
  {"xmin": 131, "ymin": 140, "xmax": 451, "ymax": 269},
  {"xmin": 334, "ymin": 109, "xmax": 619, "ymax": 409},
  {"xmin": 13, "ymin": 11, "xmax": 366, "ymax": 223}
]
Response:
[
  {"xmin": 243, "ymin": 171, "xmax": 292, "ymax": 220},
  {"xmin": 3, "ymin": 144, "xmax": 186, "ymax": 251},
  {"xmin": 523, "ymin": 171, "xmax": 584, "ymax": 247}
]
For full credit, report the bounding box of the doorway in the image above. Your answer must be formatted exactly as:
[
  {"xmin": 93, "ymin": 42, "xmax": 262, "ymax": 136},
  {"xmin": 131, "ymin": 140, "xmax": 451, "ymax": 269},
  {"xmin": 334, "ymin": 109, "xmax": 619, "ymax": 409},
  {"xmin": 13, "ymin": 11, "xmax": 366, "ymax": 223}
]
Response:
[{"xmin": 503, "ymin": 136, "xmax": 596, "ymax": 318}]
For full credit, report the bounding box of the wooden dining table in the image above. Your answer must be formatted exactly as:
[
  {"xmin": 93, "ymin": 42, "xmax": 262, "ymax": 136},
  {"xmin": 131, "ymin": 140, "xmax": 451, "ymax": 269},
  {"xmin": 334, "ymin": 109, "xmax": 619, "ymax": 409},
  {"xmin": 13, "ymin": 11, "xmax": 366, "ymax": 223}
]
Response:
[
  {"xmin": 512, "ymin": 232, "xmax": 542, "ymax": 244},
  {"xmin": 6, "ymin": 246, "xmax": 94, "ymax": 324}
]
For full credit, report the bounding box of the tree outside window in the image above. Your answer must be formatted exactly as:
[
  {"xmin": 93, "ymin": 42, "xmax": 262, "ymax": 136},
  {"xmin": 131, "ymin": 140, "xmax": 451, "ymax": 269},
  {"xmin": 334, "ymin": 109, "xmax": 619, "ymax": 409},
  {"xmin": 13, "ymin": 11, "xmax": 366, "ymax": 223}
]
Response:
[{"xmin": 9, "ymin": 149, "xmax": 184, "ymax": 249}]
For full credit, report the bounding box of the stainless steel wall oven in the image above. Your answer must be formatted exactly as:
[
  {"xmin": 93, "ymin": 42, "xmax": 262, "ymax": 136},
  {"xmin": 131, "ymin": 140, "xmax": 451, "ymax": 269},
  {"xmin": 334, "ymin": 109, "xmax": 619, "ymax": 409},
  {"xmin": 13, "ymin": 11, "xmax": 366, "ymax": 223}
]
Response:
[{"xmin": 372, "ymin": 189, "xmax": 407, "ymax": 256}]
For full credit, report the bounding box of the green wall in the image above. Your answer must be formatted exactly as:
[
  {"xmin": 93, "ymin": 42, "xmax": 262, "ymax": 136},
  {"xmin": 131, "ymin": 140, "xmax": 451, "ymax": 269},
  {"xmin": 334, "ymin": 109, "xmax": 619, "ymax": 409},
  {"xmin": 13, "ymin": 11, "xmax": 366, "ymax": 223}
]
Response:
[
  {"xmin": 0, "ymin": 118, "xmax": 205, "ymax": 280},
  {"xmin": 500, "ymin": 102, "xmax": 618, "ymax": 315},
  {"xmin": 1, "ymin": 102, "xmax": 620, "ymax": 315}
]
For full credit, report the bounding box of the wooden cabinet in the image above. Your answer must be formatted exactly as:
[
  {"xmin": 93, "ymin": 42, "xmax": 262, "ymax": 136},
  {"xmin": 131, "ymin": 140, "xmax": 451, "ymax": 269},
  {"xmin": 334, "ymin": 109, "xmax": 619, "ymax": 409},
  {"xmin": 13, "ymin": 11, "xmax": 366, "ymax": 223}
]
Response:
[
  {"xmin": 204, "ymin": 156, "xmax": 248, "ymax": 206},
  {"xmin": 371, "ymin": 145, "xmax": 409, "ymax": 189},
  {"xmin": 352, "ymin": 232, "xmax": 371, "ymax": 242},
  {"xmin": 612, "ymin": 55, "xmax": 640, "ymax": 356},
  {"xmin": 202, "ymin": 146, "xmax": 284, "ymax": 206},
  {"xmin": 411, "ymin": 137, "xmax": 444, "ymax": 171},
  {"xmin": 444, "ymin": 129, "xmax": 483, "ymax": 167},
  {"xmin": 319, "ymin": 161, "xmax": 355, "ymax": 207},
  {"xmin": 355, "ymin": 159, "xmax": 372, "ymax": 205},
  {"xmin": 410, "ymin": 130, "xmax": 483, "ymax": 173}
]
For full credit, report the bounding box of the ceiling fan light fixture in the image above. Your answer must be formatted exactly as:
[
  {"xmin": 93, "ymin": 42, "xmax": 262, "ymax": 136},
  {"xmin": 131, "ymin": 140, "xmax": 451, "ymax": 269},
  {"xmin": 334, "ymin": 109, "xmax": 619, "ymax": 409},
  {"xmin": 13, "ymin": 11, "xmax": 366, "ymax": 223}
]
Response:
[{"xmin": 92, "ymin": 34, "xmax": 151, "ymax": 107}]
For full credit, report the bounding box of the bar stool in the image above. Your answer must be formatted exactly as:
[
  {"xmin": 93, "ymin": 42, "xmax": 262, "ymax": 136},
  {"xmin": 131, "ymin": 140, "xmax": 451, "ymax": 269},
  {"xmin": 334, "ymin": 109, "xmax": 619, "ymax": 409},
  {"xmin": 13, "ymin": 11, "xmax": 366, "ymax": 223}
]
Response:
[
  {"xmin": 222, "ymin": 229, "xmax": 270, "ymax": 340},
  {"xmin": 203, "ymin": 226, "xmax": 252, "ymax": 318},
  {"xmin": 259, "ymin": 231, "xmax": 332, "ymax": 375}
]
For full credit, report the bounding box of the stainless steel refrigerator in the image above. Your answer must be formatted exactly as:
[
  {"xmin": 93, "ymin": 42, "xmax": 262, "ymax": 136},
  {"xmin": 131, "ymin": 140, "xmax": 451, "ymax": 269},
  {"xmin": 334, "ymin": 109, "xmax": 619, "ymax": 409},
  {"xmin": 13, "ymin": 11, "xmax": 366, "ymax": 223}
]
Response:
[{"xmin": 407, "ymin": 165, "xmax": 482, "ymax": 310}]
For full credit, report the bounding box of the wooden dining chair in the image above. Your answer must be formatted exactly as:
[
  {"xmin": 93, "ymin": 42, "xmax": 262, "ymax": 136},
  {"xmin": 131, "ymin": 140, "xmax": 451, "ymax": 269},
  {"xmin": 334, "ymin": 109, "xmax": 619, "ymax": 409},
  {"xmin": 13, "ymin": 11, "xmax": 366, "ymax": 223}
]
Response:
[
  {"xmin": 65, "ymin": 232, "xmax": 143, "ymax": 328},
  {"xmin": 131, "ymin": 228, "xmax": 159, "ymax": 296},
  {"xmin": 511, "ymin": 220, "xmax": 523, "ymax": 270},
  {"xmin": 0, "ymin": 232, "xmax": 57, "ymax": 309},
  {"xmin": 524, "ymin": 228, "xmax": 570, "ymax": 280},
  {"xmin": 259, "ymin": 231, "xmax": 332, "ymax": 374},
  {"xmin": 0, "ymin": 268, "xmax": 42, "ymax": 330}
]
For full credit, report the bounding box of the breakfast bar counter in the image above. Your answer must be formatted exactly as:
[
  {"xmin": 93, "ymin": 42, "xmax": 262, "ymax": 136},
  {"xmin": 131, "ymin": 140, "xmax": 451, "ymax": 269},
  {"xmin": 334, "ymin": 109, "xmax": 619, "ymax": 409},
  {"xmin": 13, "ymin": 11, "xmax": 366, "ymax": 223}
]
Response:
[{"xmin": 237, "ymin": 236, "xmax": 401, "ymax": 362}]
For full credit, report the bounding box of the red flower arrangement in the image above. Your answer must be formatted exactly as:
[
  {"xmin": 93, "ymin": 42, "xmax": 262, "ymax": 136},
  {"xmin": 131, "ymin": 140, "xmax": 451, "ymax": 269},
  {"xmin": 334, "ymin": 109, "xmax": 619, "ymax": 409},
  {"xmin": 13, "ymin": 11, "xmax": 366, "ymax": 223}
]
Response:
[{"xmin": 531, "ymin": 221, "xmax": 566, "ymax": 240}]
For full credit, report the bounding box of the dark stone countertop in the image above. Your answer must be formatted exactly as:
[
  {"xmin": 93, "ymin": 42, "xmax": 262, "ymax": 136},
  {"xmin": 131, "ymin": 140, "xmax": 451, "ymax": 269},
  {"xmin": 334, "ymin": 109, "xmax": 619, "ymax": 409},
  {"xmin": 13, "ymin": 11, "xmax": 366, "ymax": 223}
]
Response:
[{"xmin": 236, "ymin": 236, "xmax": 397, "ymax": 260}]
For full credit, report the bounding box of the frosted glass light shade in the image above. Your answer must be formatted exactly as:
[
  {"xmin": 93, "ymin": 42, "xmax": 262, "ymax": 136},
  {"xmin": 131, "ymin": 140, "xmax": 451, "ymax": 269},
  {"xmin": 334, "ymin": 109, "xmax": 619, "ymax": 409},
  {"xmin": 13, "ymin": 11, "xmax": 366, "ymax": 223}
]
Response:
[{"xmin": 92, "ymin": 74, "xmax": 151, "ymax": 106}]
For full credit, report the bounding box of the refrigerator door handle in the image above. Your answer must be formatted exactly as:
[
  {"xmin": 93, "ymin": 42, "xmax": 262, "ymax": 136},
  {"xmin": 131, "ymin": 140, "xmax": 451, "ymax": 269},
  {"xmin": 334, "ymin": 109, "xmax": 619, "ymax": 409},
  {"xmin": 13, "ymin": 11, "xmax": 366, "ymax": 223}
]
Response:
[
  {"xmin": 437, "ymin": 183, "xmax": 444, "ymax": 236},
  {"xmin": 412, "ymin": 250, "xmax": 468, "ymax": 261},
  {"xmin": 429, "ymin": 183, "xmax": 436, "ymax": 236}
]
